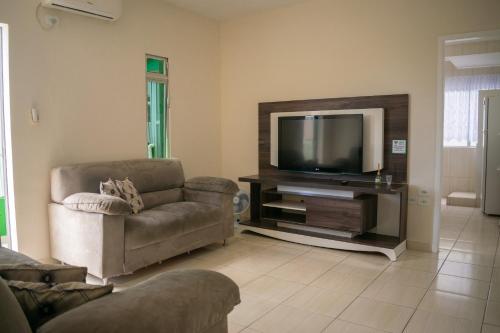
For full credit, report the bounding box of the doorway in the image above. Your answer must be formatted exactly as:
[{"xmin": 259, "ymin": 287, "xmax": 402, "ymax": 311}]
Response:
[{"xmin": 434, "ymin": 30, "xmax": 500, "ymax": 252}]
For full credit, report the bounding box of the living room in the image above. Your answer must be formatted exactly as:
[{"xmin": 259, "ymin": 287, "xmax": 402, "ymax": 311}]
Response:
[{"xmin": 1, "ymin": 0, "xmax": 500, "ymax": 332}]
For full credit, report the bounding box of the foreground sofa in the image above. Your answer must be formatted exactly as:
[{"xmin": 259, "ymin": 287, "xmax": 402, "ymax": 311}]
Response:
[
  {"xmin": 49, "ymin": 158, "xmax": 238, "ymax": 281},
  {"xmin": 0, "ymin": 247, "xmax": 240, "ymax": 333}
]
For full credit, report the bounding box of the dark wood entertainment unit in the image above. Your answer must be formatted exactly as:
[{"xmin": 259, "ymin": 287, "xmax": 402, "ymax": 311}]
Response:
[{"xmin": 239, "ymin": 94, "xmax": 409, "ymax": 260}]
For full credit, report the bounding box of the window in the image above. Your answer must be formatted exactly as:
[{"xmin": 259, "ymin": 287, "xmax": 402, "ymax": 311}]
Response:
[
  {"xmin": 146, "ymin": 55, "xmax": 169, "ymax": 158},
  {"xmin": 443, "ymin": 74, "xmax": 500, "ymax": 147}
]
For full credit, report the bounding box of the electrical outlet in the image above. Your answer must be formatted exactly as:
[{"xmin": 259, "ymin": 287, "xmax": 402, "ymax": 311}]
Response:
[
  {"xmin": 418, "ymin": 197, "xmax": 430, "ymax": 206},
  {"xmin": 418, "ymin": 189, "xmax": 430, "ymax": 197}
]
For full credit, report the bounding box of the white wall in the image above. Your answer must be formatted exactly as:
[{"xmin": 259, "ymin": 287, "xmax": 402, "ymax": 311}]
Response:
[
  {"xmin": 0, "ymin": 0, "xmax": 221, "ymax": 259},
  {"xmin": 220, "ymin": 0, "xmax": 500, "ymax": 251}
]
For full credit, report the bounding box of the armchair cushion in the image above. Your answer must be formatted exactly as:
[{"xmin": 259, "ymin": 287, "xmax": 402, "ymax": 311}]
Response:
[
  {"xmin": 0, "ymin": 264, "xmax": 87, "ymax": 284},
  {"xmin": 184, "ymin": 177, "xmax": 238, "ymax": 194},
  {"xmin": 63, "ymin": 193, "xmax": 131, "ymax": 215},
  {"xmin": 8, "ymin": 280, "xmax": 113, "ymax": 330}
]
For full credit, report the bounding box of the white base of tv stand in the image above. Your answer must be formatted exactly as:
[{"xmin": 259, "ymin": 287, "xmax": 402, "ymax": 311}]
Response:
[{"xmin": 238, "ymin": 224, "xmax": 406, "ymax": 261}]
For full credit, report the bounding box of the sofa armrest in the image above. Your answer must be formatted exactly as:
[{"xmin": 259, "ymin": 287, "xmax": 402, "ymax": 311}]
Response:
[
  {"xmin": 37, "ymin": 270, "xmax": 241, "ymax": 333},
  {"xmin": 49, "ymin": 204, "xmax": 125, "ymax": 279},
  {"xmin": 62, "ymin": 192, "xmax": 131, "ymax": 216},
  {"xmin": 184, "ymin": 177, "xmax": 238, "ymax": 195}
]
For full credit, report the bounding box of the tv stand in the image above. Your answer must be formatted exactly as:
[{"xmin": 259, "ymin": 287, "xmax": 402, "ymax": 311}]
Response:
[{"xmin": 238, "ymin": 175, "xmax": 408, "ymax": 260}]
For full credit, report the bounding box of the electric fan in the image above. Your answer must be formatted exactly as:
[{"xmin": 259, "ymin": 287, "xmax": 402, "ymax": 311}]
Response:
[{"xmin": 233, "ymin": 189, "xmax": 250, "ymax": 222}]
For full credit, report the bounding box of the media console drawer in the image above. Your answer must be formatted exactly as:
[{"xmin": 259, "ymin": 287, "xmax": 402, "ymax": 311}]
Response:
[{"xmin": 305, "ymin": 195, "xmax": 377, "ymax": 233}]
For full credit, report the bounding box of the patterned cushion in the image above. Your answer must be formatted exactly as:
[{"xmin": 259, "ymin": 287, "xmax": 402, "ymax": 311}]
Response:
[
  {"xmin": 99, "ymin": 178, "xmax": 121, "ymax": 198},
  {"xmin": 8, "ymin": 280, "xmax": 113, "ymax": 330},
  {"xmin": 0, "ymin": 264, "xmax": 87, "ymax": 284},
  {"xmin": 115, "ymin": 178, "xmax": 145, "ymax": 214},
  {"xmin": 100, "ymin": 178, "xmax": 144, "ymax": 214}
]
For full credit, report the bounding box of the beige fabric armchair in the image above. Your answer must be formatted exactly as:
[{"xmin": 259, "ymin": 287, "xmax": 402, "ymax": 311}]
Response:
[{"xmin": 48, "ymin": 159, "xmax": 238, "ymax": 281}]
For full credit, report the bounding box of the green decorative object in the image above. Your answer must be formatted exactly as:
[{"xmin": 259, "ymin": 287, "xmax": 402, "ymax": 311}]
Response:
[{"xmin": 0, "ymin": 196, "xmax": 6, "ymax": 236}]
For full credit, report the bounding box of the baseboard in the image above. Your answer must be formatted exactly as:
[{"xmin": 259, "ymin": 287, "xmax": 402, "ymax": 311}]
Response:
[{"xmin": 406, "ymin": 240, "xmax": 432, "ymax": 252}]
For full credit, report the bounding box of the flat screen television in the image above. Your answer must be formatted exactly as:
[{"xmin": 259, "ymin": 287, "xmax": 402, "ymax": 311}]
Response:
[{"xmin": 278, "ymin": 114, "xmax": 363, "ymax": 174}]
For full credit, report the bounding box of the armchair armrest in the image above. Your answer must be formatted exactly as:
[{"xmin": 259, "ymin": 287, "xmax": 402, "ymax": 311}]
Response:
[
  {"xmin": 37, "ymin": 270, "xmax": 241, "ymax": 333},
  {"xmin": 62, "ymin": 192, "xmax": 131, "ymax": 216},
  {"xmin": 184, "ymin": 177, "xmax": 238, "ymax": 195}
]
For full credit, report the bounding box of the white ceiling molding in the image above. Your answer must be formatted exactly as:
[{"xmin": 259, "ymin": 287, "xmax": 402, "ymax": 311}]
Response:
[{"xmin": 446, "ymin": 52, "xmax": 500, "ymax": 69}]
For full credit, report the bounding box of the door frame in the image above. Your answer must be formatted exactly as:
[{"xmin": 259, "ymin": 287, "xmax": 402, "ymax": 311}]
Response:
[
  {"xmin": 433, "ymin": 29, "xmax": 500, "ymax": 252},
  {"xmin": 0, "ymin": 23, "xmax": 17, "ymax": 250}
]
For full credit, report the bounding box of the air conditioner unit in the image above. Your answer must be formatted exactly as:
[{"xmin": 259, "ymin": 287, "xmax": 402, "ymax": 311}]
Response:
[{"xmin": 41, "ymin": 0, "xmax": 122, "ymax": 21}]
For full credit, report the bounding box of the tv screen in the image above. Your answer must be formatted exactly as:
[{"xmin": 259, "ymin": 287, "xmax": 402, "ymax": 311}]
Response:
[{"xmin": 278, "ymin": 114, "xmax": 363, "ymax": 174}]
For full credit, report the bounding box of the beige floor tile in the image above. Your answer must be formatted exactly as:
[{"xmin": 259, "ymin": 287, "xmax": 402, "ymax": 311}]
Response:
[
  {"xmin": 305, "ymin": 247, "xmax": 350, "ymax": 263},
  {"xmin": 310, "ymin": 269, "xmax": 374, "ymax": 295},
  {"xmin": 453, "ymin": 241, "xmax": 497, "ymax": 255},
  {"xmin": 228, "ymin": 293, "xmax": 280, "ymax": 326},
  {"xmin": 418, "ymin": 290, "xmax": 486, "ymax": 322},
  {"xmin": 324, "ymin": 320, "xmax": 386, "ymax": 333},
  {"xmin": 240, "ymin": 328, "xmax": 261, "ymax": 333},
  {"xmin": 250, "ymin": 304, "xmax": 334, "ymax": 333},
  {"xmin": 430, "ymin": 274, "xmax": 490, "ymax": 299},
  {"xmin": 440, "ymin": 261, "xmax": 493, "ymax": 281},
  {"xmin": 331, "ymin": 254, "xmax": 389, "ymax": 279},
  {"xmin": 228, "ymin": 321, "xmax": 247, "ymax": 333},
  {"xmin": 458, "ymin": 231, "xmax": 499, "ymax": 245},
  {"xmin": 447, "ymin": 251, "xmax": 495, "ymax": 267},
  {"xmin": 227, "ymin": 246, "xmax": 304, "ymax": 274},
  {"xmin": 361, "ymin": 279, "xmax": 427, "ymax": 308},
  {"xmin": 490, "ymin": 283, "xmax": 500, "ymax": 301},
  {"xmin": 392, "ymin": 254, "xmax": 444, "ymax": 273},
  {"xmin": 284, "ymin": 285, "xmax": 356, "ymax": 317},
  {"xmin": 403, "ymin": 309, "xmax": 482, "ymax": 333},
  {"xmin": 482, "ymin": 324, "xmax": 500, "ymax": 333},
  {"xmin": 439, "ymin": 238, "xmax": 456, "ymax": 250},
  {"xmin": 485, "ymin": 301, "xmax": 500, "ymax": 326},
  {"xmin": 403, "ymin": 249, "xmax": 449, "ymax": 260},
  {"xmin": 494, "ymin": 268, "xmax": 500, "ymax": 282},
  {"xmin": 268, "ymin": 255, "xmax": 338, "ymax": 284},
  {"xmin": 216, "ymin": 266, "xmax": 262, "ymax": 287},
  {"xmin": 440, "ymin": 227, "xmax": 461, "ymax": 240},
  {"xmin": 496, "ymin": 256, "xmax": 500, "ymax": 268},
  {"xmin": 441, "ymin": 206, "xmax": 474, "ymax": 218},
  {"xmin": 375, "ymin": 266, "xmax": 436, "ymax": 289},
  {"xmin": 339, "ymin": 297, "xmax": 414, "ymax": 333},
  {"xmin": 241, "ymin": 275, "xmax": 305, "ymax": 303}
]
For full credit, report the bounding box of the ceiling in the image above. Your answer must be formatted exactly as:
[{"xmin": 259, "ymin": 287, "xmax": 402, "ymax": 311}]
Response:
[{"xmin": 161, "ymin": 0, "xmax": 307, "ymax": 20}]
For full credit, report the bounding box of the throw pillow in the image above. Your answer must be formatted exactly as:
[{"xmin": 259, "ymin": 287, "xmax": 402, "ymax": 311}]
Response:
[
  {"xmin": 8, "ymin": 280, "xmax": 113, "ymax": 329},
  {"xmin": 0, "ymin": 264, "xmax": 87, "ymax": 284},
  {"xmin": 115, "ymin": 178, "xmax": 144, "ymax": 214},
  {"xmin": 63, "ymin": 192, "xmax": 131, "ymax": 215},
  {"xmin": 99, "ymin": 178, "xmax": 121, "ymax": 198}
]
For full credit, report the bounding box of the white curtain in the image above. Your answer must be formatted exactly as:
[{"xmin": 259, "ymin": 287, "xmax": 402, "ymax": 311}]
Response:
[{"xmin": 444, "ymin": 73, "xmax": 500, "ymax": 147}]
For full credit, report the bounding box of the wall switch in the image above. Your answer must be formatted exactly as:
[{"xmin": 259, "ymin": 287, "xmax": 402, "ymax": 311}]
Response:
[{"xmin": 418, "ymin": 197, "xmax": 430, "ymax": 206}]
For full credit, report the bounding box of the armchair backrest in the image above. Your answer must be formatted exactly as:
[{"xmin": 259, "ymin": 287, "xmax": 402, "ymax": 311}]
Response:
[{"xmin": 51, "ymin": 159, "xmax": 185, "ymax": 204}]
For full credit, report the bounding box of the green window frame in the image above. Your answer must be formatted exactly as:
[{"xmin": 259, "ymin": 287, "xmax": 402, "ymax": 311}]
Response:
[{"xmin": 146, "ymin": 55, "xmax": 169, "ymax": 158}]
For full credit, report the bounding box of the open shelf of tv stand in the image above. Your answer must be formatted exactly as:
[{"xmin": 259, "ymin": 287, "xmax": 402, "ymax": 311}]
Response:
[{"xmin": 238, "ymin": 174, "xmax": 408, "ymax": 260}]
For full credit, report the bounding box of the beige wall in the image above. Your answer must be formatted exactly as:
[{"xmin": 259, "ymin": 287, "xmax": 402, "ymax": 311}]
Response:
[
  {"xmin": 220, "ymin": 0, "xmax": 500, "ymax": 250},
  {"xmin": 0, "ymin": 0, "xmax": 221, "ymax": 259}
]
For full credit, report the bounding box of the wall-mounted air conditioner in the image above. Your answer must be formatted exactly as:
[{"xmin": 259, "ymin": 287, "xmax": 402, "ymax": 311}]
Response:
[{"xmin": 41, "ymin": 0, "xmax": 122, "ymax": 21}]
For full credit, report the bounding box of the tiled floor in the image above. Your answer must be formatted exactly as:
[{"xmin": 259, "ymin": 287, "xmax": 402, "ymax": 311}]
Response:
[{"xmin": 102, "ymin": 203, "xmax": 500, "ymax": 333}]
